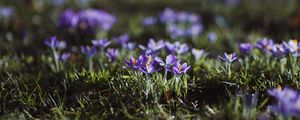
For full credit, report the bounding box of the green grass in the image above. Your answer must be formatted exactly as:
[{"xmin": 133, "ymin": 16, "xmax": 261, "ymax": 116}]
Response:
[{"xmin": 1, "ymin": 0, "xmax": 300, "ymax": 119}]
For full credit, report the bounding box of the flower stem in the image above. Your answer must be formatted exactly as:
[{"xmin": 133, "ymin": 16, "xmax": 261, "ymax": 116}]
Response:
[
  {"xmin": 52, "ymin": 49, "xmax": 59, "ymax": 72},
  {"xmin": 88, "ymin": 57, "xmax": 93, "ymax": 71}
]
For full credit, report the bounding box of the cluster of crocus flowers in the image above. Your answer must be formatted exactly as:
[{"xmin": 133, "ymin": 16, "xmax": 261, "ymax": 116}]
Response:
[
  {"xmin": 44, "ymin": 36, "xmax": 71, "ymax": 72},
  {"xmin": 125, "ymin": 54, "xmax": 190, "ymax": 96},
  {"xmin": 126, "ymin": 54, "xmax": 190, "ymax": 75},
  {"xmin": 44, "ymin": 36, "xmax": 67, "ymax": 61},
  {"xmin": 239, "ymin": 38, "xmax": 300, "ymax": 58},
  {"xmin": 80, "ymin": 37, "xmax": 120, "ymax": 70},
  {"xmin": 141, "ymin": 8, "xmax": 203, "ymax": 39},
  {"xmin": 138, "ymin": 39, "xmax": 204, "ymax": 62},
  {"xmin": 59, "ymin": 9, "xmax": 116, "ymax": 33},
  {"xmin": 125, "ymin": 54, "xmax": 160, "ymax": 74},
  {"xmin": 159, "ymin": 8, "xmax": 203, "ymax": 39},
  {"xmin": 268, "ymin": 87, "xmax": 300, "ymax": 117},
  {"xmin": 156, "ymin": 54, "xmax": 190, "ymax": 75}
]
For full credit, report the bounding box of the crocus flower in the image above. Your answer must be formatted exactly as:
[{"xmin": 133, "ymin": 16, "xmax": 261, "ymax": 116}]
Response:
[
  {"xmin": 140, "ymin": 39, "xmax": 165, "ymax": 55},
  {"xmin": 58, "ymin": 9, "xmax": 116, "ymax": 32},
  {"xmin": 0, "ymin": 7, "xmax": 14, "ymax": 18},
  {"xmin": 218, "ymin": 53, "xmax": 238, "ymax": 63},
  {"xmin": 44, "ymin": 36, "xmax": 66, "ymax": 49},
  {"xmin": 125, "ymin": 56, "xmax": 142, "ymax": 70},
  {"xmin": 268, "ymin": 87, "xmax": 300, "ymax": 117},
  {"xmin": 192, "ymin": 49, "xmax": 205, "ymax": 61},
  {"xmin": 77, "ymin": 9, "xmax": 116, "ymax": 31},
  {"xmin": 155, "ymin": 54, "xmax": 178, "ymax": 72},
  {"xmin": 165, "ymin": 42, "xmax": 189, "ymax": 54},
  {"xmin": 160, "ymin": 8, "xmax": 203, "ymax": 39},
  {"xmin": 239, "ymin": 43, "xmax": 253, "ymax": 54},
  {"xmin": 114, "ymin": 33, "xmax": 129, "ymax": 45},
  {"xmin": 172, "ymin": 61, "xmax": 190, "ymax": 75},
  {"xmin": 187, "ymin": 23, "xmax": 203, "ymax": 38},
  {"xmin": 283, "ymin": 39, "xmax": 300, "ymax": 56},
  {"xmin": 81, "ymin": 46, "xmax": 97, "ymax": 58},
  {"xmin": 143, "ymin": 17, "xmax": 157, "ymax": 26},
  {"xmin": 270, "ymin": 44, "xmax": 287, "ymax": 58},
  {"xmin": 160, "ymin": 8, "xmax": 176, "ymax": 23},
  {"xmin": 138, "ymin": 55, "xmax": 161, "ymax": 74},
  {"xmin": 92, "ymin": 38, "xmax": 111, "ymax": 49},
  {"xmin": 207, "ymin": 32, "xmax": 218, "ymax": 43},
  {"xmin": 60, "ymin": 53, "xmax": 70, "ymax": 63},
  {"xmin": 58, "ymin": 9, "xmax": 78, "ymax": 28},
  {"xmin": 256, "ymin": 38, "xmax": 274, "ymax": 53},
  {"xmin": 124, "ymin": 42, "xmax": 136, "ymax": 50},
  {"xmin": 106, "ymin": 48, "xmax": 118, "ymax": 62}
]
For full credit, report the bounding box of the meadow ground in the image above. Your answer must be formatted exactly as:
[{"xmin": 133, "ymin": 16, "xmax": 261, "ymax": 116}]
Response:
[{"xmin": 1, "ymin": 0, "xmax": 300, "ymax": 119}]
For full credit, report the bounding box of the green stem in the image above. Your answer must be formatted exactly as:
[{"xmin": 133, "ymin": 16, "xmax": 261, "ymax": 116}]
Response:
[
  {"xmin": 52, "ymin": 49, "xmax": 59, "ymax": 72},
  {"xmin": 89, "ymin": 58, "xmax": 93, "ymax": 71}
]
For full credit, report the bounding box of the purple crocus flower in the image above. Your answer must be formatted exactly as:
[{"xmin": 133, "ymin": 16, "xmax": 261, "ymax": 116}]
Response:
[
  {"xmin": 125, "ymin": 56, "xmax": 142, "ymax": 70},
  {"xmin": 239, "ymin": 43, "xmax": 253, "ymax": 54},
  {"xmin": 106, "ymin": 48, "xmax": 118, "ymax": 62},
  {"xmin": 187, "ymin": 23, "xmax": 203, "ymax": 38},
  {"xmin": 59, "ymin": 9, "xmax": 116, "ymax": 32},
  {"xmin": 256, "ymin": 38, "xmax": 274, "ymax": 53},
  {"xmin": 81, "ymin": 46, "xmax": 97, "ymax": 58},
  {"xmin": 270, "ymin": 44, "xmax": 287, "ymax": 58},
  {"xmin": 58, "ymin": 9, "xmax": 78, "ymax": 28},
  {"xmin": 218, "ymin": 53, "xmax": 238, "ymax": 63},
  {"xmin": 155, "ymin": 54, "xmax": 178, "ymax": 72},
  {"xmin": 165, "ymin": 42, "xmax": 189, "ymax": 54},
  {"xmin": 207, "ymin": 32, "xmax": 218, "ymax": 43},
  {"xmin": 192, "ymin": 49, "xmax": 205, "ymax": 61},
  {"xmin": 268, "ymin": 87, "xmax": 300, "ymax": 117},
  {"xmin": 124, "ymin": 42, "xmax": 136, "ymax": 50},
  {"xmin": 160, "ymin": 8, "xmax": 203, "ymax": 39},
  {"xmin": 143, "ymin": 17, "xmax": 157, "ymax": 26},
  {"xmin": 140, "ymin": 39, "xmax": 165, "ymax": 55},
  {"xmin": 0, "ymin": 7, "xmax": 14, "ymax": 18},
  {"xmin": 114, "ymin": 33, "xmax": 129, "ymax": 46},
  {"xmin": 137, "ymin": 55, "xmax": 161, "ymax": 74},
  {"xmin": 160, "ymin": 8, "xmax": 176, "ymax": 23},
  {"xmin": 283, "ymin": 40, "xmax": 300, "ymax": 56},
  {"xmin": 60, "ymin": 53, "xmax": 70, "ymax": 63},
  {"xmin": 77, "ymin": 9, "xmax": 116, "ymax": 31},
  {"xmin": 44, "ymin": 36, "xmax": 66, "ymax": 49},
  {"xmin": 92, "ymin": 38, "xmax": 111, "ymax": 49},
  {"xmin": 167, "ymin": 25, "xmax": 185, "ymax": 38},
  {"xmin": 172, "ymin": 61, "xmax": 190, "ymax": 75}
]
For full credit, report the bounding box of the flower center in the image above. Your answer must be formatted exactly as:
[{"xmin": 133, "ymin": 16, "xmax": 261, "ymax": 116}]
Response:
[
  {"xmin": 228, "ymin": 54, "xmax": 232, "ymax": 60},
  {"xmin": 178, "ymin": 64, "xmax": 182, "ymax": 71},
  {"xmin": 132, "ymin": 58, "xmax": 137, "ymax": 65},
  {"xmin": 146, "ymin": 55, "xmax": 151, "ymax": 67},
  {"xmin": 293, "ymin": 40, "xmax": 298, "ymax": 51}
]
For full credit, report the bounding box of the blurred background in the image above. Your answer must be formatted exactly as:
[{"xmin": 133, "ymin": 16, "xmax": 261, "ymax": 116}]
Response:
[{"xmin": 1, "ymin": 0, "xmax": 300, "ymax": 56}]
